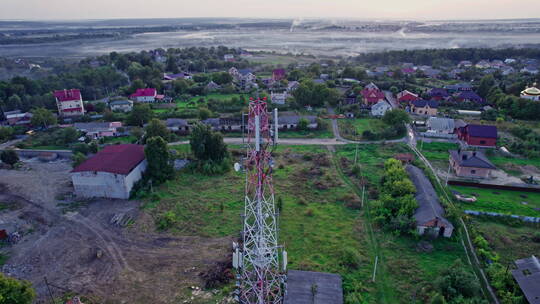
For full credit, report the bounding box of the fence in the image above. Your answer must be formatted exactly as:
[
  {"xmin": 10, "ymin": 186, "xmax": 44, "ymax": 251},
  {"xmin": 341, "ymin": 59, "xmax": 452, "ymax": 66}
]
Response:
[
  {"xmin": 448, "ymin": 180, "xmax": 540, "ymax": 193},
  {"xmin": 464, "ymin": 210, "xmax": 540, "ymax": 223},
  {"xmin": 0, "ymin": 149, "xmax": 73, "ymax": 159}
]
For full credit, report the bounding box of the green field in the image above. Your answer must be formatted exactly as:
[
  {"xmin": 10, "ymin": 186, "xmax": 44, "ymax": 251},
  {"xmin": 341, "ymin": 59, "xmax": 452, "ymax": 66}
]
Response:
[
  {"xmin": 451, "ymin": 185, "xmax": 540, "ymax": 217},
  {"xmin": 102, "ymin": 136, "xmax": 136, "ymax": 144},
  {"xmin": 338, "ymin": 119, "xmax": 388, "ymax": 140}
]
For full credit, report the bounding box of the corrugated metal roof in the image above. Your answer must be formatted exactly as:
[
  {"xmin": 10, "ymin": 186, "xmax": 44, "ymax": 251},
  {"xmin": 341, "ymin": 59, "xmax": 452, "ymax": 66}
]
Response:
[
  {"xmin": 71, "ymin": 144, "xmax": 145, "ymax": 175},
  {"xmin": 284, "ymin": 270, "xmax": 343, "ymax": 304}
]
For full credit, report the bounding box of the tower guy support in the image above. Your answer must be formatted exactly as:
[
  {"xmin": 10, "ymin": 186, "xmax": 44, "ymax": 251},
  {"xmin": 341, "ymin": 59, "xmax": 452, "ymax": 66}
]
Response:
[{"xmin": 233, "ymin": 97, "xmax": 287, "ymax": 304}]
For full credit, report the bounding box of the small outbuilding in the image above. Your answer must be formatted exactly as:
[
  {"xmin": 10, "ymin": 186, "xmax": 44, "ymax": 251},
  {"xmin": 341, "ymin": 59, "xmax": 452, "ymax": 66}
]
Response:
[
  {"xmin": 284, "ymin": 270, "xmax": 343, "ymax": 304},
  {"xmin": 511, "ymin": 255, "xmax": 540, "ymax": 304},
  {"xmin": 71, "ymin": 144, "xmax": 147, "ymax": 199}
]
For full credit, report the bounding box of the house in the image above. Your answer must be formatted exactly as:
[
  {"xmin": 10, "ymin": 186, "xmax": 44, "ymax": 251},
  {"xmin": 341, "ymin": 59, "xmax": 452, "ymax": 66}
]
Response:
[
  {"xmin": 71, "ymin": 144, "xmax": 147, "ymax": 199},
  {"xmin": 272, "ymin": 69, "xmax": 286, "ymax": 81},
  {"xmin": 424, "ymin": 68, "xmax": 441, "ymax": 79},
  {"xmin": 448, "ymin": 68, "xmax": 465, "ymax": 79},
  {"xmin": 6, "ymin": 111, "xmax": 33, "ymax": 126},
  {"xmin": 224, "ymin": 54, "xmax": 235, "ymax": 62},
  {"xmin": 397, "ymin": 90, "xmax": 419, "ymax": 103},
  {"xmin": 407, "ymin": 165, "xmax": 453, "ymax": 238},
  {"xmin": 475, "ymin": 60, "xmax": 491, "ymax": 69},
  {"xmin": 511, "ymin": 256, "xmax": 540, "ymax": 304},
  {"xmin": 166, "ymin": 118, "xmax": 189, "ymax": 132},
  {"xmin": 206, "ymin": 81, "xmax": 221, "ymax": 91},
  {"xmin": 427, "ymin": 117, "xmax": 455, "ymax": 134},
  {"xmin": 394, "ymin": 153, "xmax": 414, "ymax": 164},
  {"xmin": 229, "ymin": 68, "xmax": 257, "ymax": 89},
  {"xmin": 163, "ymin": 72, "xmax": 192, "ymax": 81},
  {"xmin": 401, "ymin": 67, "xmax": 416, "ymax": 75},
  {"xmin": 54, "ymin": 89, "xmax": 85, "ymax": 117},
  {"xmin": 457, "ymin": 124, "xmax": 497, "ymax": 147},
  {"xmin": 456, "ymin": 91, "xmax": 483, "ymax": 103},
  {"xmin": 271, "ymin": 92, "xmax": 288, "ymax": 105},
  {"xmin": 444, "ymin": 83, "xmax": 472, "ymax": 93},
  {"xmin": 278, "ymin": 115, "xmax": 317, "ymax": 130},
  {"xmin": 504, "ymin": 58, "xmax": 517, "ymax": 64},
  {"xmin": 287, "ymin": 81, "xmax": 300, "ymax": 92},
  {"xmin": 521, "ymin": 66, "xmax": 539, "ymax": 74},
  {"xmin": 449, "ymin": 149, "xmax": 496, "ymax": 179},
  {"xmin": 361, "ymin": 83, "xmax": 385, "ymax": 106},
  {"xmin": 284, "ymin": 270, "xmax": 343, "ymax": 304},
  {"xmin": 320, "ymin": 73, "xmax": 330, "ymax": 80},
  {"xmin": 130, "ymin": 88, "xmax": 165, "ymax": 103},
  {"xmin": 490, "ymin": 60, "xmax": 504, "ymax": 68},
  {"xmin": 370, "ymin": 100, "xmax": 392, "ymax": 117},
  {"xmin": 202, "ymin": 117, "xmax": 243, "ymax": 132},
  {"xmin": 410, "ymin": 100, "xmax": 439, "ymax": 116},
  {"xmin": 520, "ymin": 84, "xmax": 540, "ymax": 101},
  {"xmin": 501, "ymin": 66, "xmax": 515, "ymax": 76},
  {"xmin": 74, "ymin": 122, "xmax": 123, "ymax": 139},
  {"xmin": 458, "ymin": 60, "xmax": 472, "ymax": 68},
  {"xmin": 313, "ymin": 79, "xmax": 325, "ymax": 84},
  {"xmin": 109, "ymin": 99, "xmax": 133, "ymax": 112},
  {"xmin": 427, "ymin": 88, "xmax": 449, "ymax": 101}
]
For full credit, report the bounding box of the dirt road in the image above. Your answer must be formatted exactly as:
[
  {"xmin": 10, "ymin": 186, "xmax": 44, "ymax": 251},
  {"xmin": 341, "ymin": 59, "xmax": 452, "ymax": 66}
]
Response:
[{"xmin": 0, "ymin": 162, "xmax": 231, "ymax": 303}]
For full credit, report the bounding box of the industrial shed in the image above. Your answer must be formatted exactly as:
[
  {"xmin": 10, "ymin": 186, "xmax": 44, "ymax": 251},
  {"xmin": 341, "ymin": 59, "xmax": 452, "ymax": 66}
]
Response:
[
  {"xmin": 284, "ymin": 270, "xmax": 343, "ymax": 304},
  {"xmin": 71, "ymin": 144, "xmax": 147, "ymax": 199}
]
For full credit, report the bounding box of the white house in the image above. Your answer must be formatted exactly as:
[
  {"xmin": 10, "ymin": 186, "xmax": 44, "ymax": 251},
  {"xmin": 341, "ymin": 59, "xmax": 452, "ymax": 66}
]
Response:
[
  {"xmin": 71, "ymin": 144, "xmax": 147, "ymax": 199},
  {"xmin": 370, "ymin": 100, "xmax": 392, "ymax": 117},
  {"xmin": 53, "ymin": 89, "xmax": 85, "ymax": 117},
  {"xmin": 271, "ymin": 92, "xmax": 288, "ymax": 105},
  {"xmin": 109, "ymin": 99, "xmax": 133, "ymax": 112},
  {"xmin": 520, "ymin": 85, "xmax": 540, "ymax": 101},
  {"xmin": 129, "ymin": 88, "xmax": 165, "ymax": 103}
]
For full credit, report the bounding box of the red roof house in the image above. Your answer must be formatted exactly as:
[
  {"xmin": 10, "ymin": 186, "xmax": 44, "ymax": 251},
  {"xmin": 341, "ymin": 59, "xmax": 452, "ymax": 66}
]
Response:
[
  {"xmin": 361, "ymin": 83, "xmax": 385, "ymax": 106},
  {"xmin": 130, "ymin": 88, "xmax": 163, "ymax": 103},
  {"xmin": 71, "ymin": 144, "xmax": 147, "ymax": 199},
  {"xmin": 54, "ymin": 89, "xmax": 82, "ymax": 102},
  {"xmin": 53, "ymin": 89, "xmax": 85, "ymax": 117},
  {"xmin": 457, "ymin": 124, "xmax": 497, "ymax": 147},
  {"xmin": 397, "ymin": 90, "xmax": 420, "ymax": 103}
]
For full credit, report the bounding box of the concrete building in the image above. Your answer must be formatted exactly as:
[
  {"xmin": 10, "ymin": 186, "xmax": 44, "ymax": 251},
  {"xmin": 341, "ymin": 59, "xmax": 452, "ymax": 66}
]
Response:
[
  {"xmin": 278, "ymin": 115, "xmax": 317, "ymax": 130},
  {"xmin": 271, "ymin": 91, "xmax": 288, "ymax": 105},
  {"xmin": 407, "ymin": 165, "xmax": 454, "ymax": 238},
  {"xmin": 5, "ymin": 111, "xmax": 33, "ymax": 126},
  {"xmin": 370, "ymin": 100, "xmax": 392, "ymax": 117},
  {"xmin": 74, "ymin": 122, "xmax": 123, "ymax": 139},
  {"xmin": 54, "ymin": 89, "xmax": 85, "ymax": 117},
  {"xmin": 449, "ymin": 150, "xmax": 496, "ymax": 179},
  {"xmin": 71, "ymin": 144, "xmax": 147, "ymax": 199}
]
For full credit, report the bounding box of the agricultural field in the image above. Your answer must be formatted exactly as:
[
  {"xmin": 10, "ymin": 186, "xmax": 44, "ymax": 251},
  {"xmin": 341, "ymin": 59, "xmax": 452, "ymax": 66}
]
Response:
[
  {"xmin": 451, "ymin": 185, "xmax": 540, "ymax": 217},
  {"xmin": 338, "ymin": 118, "xmax": 389, "ymax": 141}
]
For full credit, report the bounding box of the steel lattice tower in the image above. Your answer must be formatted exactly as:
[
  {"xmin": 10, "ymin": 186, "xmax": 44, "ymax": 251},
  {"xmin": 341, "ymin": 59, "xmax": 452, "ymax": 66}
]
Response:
[{"xmin": 233, "ymin": 97, "xmax": 287, "ymax": 304}]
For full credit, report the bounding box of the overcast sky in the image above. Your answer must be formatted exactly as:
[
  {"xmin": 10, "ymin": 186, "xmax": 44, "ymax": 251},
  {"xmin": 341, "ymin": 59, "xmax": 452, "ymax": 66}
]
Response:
[{"xmin": 2, "ymin": 0, "xmax": 539, "ymax": 20}]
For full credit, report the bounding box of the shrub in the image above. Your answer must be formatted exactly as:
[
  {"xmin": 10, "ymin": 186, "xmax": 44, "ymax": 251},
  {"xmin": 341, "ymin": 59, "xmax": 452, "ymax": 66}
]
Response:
[
  {"xmin": 304, "ymin": 208, "xmax": 314, "ymax": 216},
  {"xmin": 339, "ymin": 247, "xmax": 361, "ymax": 270},
  {"xmin": 157, "ymin": 211, "xmax": 177, "ymax": 230},
  {"xmin": 1, "ymin": 150, "xmax": 19, "ymax": 167}
]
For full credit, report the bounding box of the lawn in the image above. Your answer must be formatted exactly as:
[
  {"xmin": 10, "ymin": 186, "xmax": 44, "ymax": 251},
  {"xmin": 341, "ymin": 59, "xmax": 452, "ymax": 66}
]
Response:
[
  {"xmin": 102, "ymin": 136, "xmax": 136, "ymax": 144},
  {"xmin": 338, "ymin": 119, "xmax": 388, "ymax": 141},
  {"xmin": 144, "ymin": 145, "xmax": 376, "ymax": 302},
  {"xmin": 450, "ymin": 185, "xmax": 540, "ymax": 217},
  {"xmin": 219, "ymin": 128, "xmax": 333, "ymax": 139}
]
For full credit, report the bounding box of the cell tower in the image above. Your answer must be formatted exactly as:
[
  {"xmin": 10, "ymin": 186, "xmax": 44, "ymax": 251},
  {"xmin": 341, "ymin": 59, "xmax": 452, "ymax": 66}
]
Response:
[{"xmin": 233, "ymin": 97, "xmax": 287, "ymax": 304}]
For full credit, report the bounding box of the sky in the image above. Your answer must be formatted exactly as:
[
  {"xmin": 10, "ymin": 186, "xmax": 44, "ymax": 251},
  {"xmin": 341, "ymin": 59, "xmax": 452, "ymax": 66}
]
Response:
[{"xmin": 1, "ymin": 0, "xmax": 540, "ymax": 20}]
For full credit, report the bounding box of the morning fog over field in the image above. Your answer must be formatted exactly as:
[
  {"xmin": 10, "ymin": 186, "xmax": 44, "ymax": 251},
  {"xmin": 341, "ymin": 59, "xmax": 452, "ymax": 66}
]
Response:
[{"xmin": 1, "ymin": 18, "xmax": 540, "ymax": 58}]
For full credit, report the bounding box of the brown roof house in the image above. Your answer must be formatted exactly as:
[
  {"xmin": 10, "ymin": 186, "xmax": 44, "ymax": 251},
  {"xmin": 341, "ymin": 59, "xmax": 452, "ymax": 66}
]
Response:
[
  {"xmin": 406, "ymin": 165, "xmax": 454, "ymax": 238},
  {"xmin": 449, "ymin": 150, "xmax": 496, "ymax": 179}
]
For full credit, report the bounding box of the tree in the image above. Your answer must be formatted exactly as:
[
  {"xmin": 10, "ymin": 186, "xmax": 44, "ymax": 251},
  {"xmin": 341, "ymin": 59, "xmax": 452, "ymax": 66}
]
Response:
[
  {"xmin": 144, "ymin": 119, "xmax": 170, "ymax": 142},
  {"xmin": 59, "ymin": 127, "xmax": 79, "ymax": 145},
  {"xmin": 189, "ymin": 123, "xmax": 228, "ymax": 162},
  {"xmin": 30, "ymin": 108, "xmax": 57, "ymax": 129},
  {"xmin": 0, "ymin": 272, "xmax": 36, "ymax": 304},
  {"xmin": 131, "ymin": 127, "xmax": 144, "ymax": 142},
  {"xmin": 382, "ymin": 109, "xmax": 410, "ymax": 127},
  {"xmin": 0, "ymin": 150, "xmax": 19, "ymax": 168},
  {"xmin": 0, "ymin": 127, "xmax": 14, "ymax": 143},
  {"xmin": 477, "ymin": 74, "xmax": 496, "ymax": 98},
  {"xmin": 434, "ymin": 260, "xmax": 482, "ymax": 301},
  {"xmin": 145, "ymin": 136, "xmax": 174, "ymax": 183},
  {"xmin": 198, "ymin": 108, "xmax": 212, "ymax": 120},
  {"xmin": 297, "ymin": 118, "xmax": 309, "ymax": 131},
  {"xmin": 127, "ymin": 103, "xmax": 153, "ymax": 127},
  {"xmin": 72, "ymin": 152, "xmax": 87, "ymax": 167},
  {"xmin": 211, "ymin": 72, "xmax": 233, "ymax": 85}
]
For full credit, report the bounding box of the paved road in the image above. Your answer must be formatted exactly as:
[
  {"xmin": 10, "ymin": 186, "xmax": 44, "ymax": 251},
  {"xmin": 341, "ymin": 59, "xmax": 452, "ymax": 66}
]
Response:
[{"xmin": 169, "ymin": 137, "xmax": 347, "ymax": 146}]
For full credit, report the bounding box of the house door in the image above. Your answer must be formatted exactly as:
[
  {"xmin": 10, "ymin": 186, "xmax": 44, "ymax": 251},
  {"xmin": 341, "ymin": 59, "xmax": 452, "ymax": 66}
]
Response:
[{"xmin": 439, "ymin": 226, "xmax": 445, "ymax": 237}]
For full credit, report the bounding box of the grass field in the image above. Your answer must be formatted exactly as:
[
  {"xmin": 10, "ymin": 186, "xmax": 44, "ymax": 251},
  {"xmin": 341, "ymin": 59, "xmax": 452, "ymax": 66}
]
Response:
[
  {"xmin": 451, "ymin": 185, "xmax": 540, "ymax": 217},
  {"xmin": 335, "ymin": 144, "xmax": 473, "ymax": 303},
  {"xmin": 338, "ymin": 119, "xmax": 388, "ymax": 141},
  {"xmin": 145, "ymin": 145, "xmax": 376, "ymax": 302},
  {"xmin": 102, "ymin": 136, "xmax": 136, "ymax": 144},
  {"xmin": 473, "ymin": 220, "xmax": 540, "ymax": 265}
]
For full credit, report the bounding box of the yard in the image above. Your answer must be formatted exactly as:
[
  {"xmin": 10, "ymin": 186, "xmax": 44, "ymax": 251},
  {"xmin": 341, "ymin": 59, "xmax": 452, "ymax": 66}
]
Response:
[
  {"xmin": 451, "ymin": 185, "xmax": 540, "ymax": 217},
  {"xmin": 338, "ymin": 118, "xmax": 389, "ymax": 141}
]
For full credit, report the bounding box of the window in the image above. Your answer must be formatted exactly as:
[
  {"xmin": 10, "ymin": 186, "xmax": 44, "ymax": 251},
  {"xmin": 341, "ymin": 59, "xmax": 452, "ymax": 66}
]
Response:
[
  {"xmin": 471, "ymin": 170, "xmax": 476, "ymax": 174},
  {"xmin": 480, "ymin": 140, "xmax": 486, "ymax": 145}
]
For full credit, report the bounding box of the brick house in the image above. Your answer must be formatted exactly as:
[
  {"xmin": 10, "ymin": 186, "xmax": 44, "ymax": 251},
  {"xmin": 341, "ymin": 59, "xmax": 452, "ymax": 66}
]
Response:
[
  {"xmin": 427, "ymin": 88, "xmax": 449, "ymax": 101},
  {"xmin": 449, "ymin": 149, "xmax": 496, "ymax": 178},
  {"xmin": 457, "ymin": 124, "xmax": 497, "ymax": 147},
  {"xmin": 361, "ymin": 83, "xmax": 385, "ymax": 106},
  {"xmin": 410, "ymin": 100, "xmax": 439, "ymax": 116},
  {"xmin": 272, "ymin": 69, "xmax": 286, "ymax": 81}
]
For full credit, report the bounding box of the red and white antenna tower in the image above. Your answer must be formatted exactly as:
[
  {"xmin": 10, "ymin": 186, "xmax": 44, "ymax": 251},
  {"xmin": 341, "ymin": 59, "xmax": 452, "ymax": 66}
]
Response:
[{"xmin": 233, "ymin": 97, "xmax": 287, "ymax": 304}]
